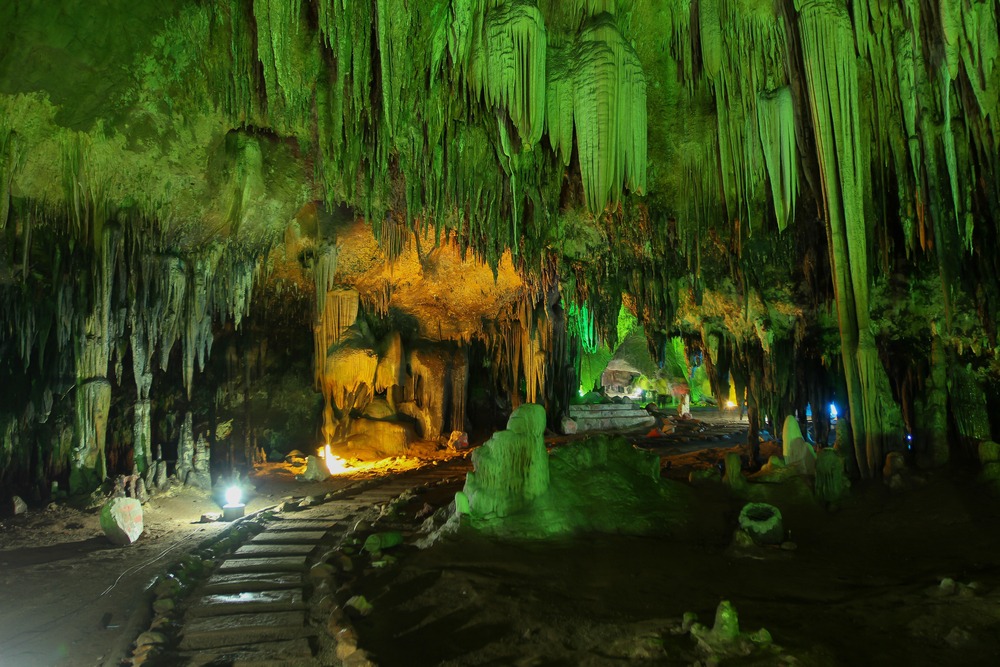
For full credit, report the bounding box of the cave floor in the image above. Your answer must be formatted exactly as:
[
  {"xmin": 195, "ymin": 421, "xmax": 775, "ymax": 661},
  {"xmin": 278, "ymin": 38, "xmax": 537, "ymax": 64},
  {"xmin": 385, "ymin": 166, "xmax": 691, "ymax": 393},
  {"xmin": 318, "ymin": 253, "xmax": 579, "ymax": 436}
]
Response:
[
  {"xmin": 352, "ymin": 460, "xmax": 1000, "ymax": 666},
  {"xmin": 3, "ymin": 424, "xmax": 1000, "ymax": 666},
  {"xmin": 0, "ymin": 454, "xmax": 445, "ymax": 667}
]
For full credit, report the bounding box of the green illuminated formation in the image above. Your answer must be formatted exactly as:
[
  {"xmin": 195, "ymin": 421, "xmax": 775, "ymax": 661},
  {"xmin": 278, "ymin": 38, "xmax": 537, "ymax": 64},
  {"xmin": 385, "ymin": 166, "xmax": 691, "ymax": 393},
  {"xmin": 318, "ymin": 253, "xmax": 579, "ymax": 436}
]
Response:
[
  {"xmin": 457, "ymin": 404, "xmax": 686, "ymax": 536},
  {"xmin": 0, "ymin": 0, "xmax": 999, "ymax": 497}
]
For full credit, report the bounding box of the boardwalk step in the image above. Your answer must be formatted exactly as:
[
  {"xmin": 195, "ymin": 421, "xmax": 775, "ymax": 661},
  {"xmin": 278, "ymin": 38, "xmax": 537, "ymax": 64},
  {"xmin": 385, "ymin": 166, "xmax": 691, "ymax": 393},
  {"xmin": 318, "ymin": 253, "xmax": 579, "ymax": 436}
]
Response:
[
  {"xmin": 179, "ymin": 611, "xmax": 312, "ymax": 650},
  {"xmin": 188, "ymin": 589, "xmax": 306, "ymax": 617}
]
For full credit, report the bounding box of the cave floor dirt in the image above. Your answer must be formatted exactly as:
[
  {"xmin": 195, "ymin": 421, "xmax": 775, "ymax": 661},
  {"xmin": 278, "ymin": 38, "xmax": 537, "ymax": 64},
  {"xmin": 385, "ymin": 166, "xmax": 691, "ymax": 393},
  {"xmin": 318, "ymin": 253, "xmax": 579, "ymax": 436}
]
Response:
[
  {"xmin": 350, "ymin": 441, "xmax": 1000, "ymax": 666},
  {"xmin": 3, "ymin": 419, "xmax": 1000, "ymax": 666},
  {"xmin": 0, "ymin": 454, "xmax": 444, "ymax": 667}
]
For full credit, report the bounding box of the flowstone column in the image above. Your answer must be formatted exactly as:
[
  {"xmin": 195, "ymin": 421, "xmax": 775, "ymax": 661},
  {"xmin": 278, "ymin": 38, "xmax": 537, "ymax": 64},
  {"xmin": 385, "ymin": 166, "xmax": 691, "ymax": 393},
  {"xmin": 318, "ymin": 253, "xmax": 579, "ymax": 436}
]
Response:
[
  {"xmin": 71, "ymin": 228, "xmax": 119, "ymax": 492},
  {"xmin": 130, "ymin": 319, "xmax": 154, "ymax": 474},
  {"xmin": 795, "ymin": 0, "xmax": 901, "ymax": 477}
]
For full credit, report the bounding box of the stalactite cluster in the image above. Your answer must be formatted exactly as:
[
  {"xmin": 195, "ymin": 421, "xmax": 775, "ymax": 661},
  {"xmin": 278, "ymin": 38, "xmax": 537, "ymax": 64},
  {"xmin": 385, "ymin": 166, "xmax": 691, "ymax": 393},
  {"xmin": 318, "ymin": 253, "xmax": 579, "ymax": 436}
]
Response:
[{"xmin": 1, "ymin": 0, "xmax": 999, "ymax": 492}]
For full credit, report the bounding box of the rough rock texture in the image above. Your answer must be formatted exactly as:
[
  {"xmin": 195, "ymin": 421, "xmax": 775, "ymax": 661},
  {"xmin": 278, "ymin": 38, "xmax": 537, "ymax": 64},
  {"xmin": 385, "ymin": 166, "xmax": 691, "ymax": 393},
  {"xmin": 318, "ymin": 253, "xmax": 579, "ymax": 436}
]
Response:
[
  {"xmin": 782, "ymin": 416, "xmax": 817, "ymax": 475},
  {"xmin": 737, "ymin": 503, "xmax": 784, "ymax": 545},
  {"xmin": 457, "ymin": 404, "xmax": 687, "ymax": 537},
  {"xmin": 100, "ymin": 497, "xmax": 144, "ymax": 546}
]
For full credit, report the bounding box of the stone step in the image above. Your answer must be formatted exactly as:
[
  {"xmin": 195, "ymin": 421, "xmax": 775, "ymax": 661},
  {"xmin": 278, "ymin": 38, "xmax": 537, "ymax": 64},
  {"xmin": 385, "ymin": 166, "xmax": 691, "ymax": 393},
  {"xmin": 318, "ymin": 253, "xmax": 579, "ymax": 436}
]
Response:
[
  {"xmin": 188, "ymin": 589, "xmax": 306, "ymax": 617},
  {"xmin": 202, "ymin": 573, "xmax": 303, "ymax": 594},
  {"xmin": 179, "ymin": 611, "xmax": 313, "ymax": 650},
  {"xmin": 570, "ymin": 405, "xmax": 648, "ymax": 419},
  {"xmin": 570, "ymin": 402, "xmax": 643, "ymax": 414},
  {"xmin": 217, "ymin": 556, "xmax": 309, "ymax": 574},
  {"xmin": 233, "ymin": 543, "xmax": 318, "ymax": 558},
  {"xmin": 180, "ymin": 638, "xmax": 318, "ymax": 667},
  {"xmin": 263, "ymin": 520, "xmax": 336, "ymax": 532},
  {"xmin": 249, "ymin": 531, "xmax": 328, "ymax": 544},
  {"xmin": 573, "ymin": 414, "xmax": 657, "ymax": 433}
]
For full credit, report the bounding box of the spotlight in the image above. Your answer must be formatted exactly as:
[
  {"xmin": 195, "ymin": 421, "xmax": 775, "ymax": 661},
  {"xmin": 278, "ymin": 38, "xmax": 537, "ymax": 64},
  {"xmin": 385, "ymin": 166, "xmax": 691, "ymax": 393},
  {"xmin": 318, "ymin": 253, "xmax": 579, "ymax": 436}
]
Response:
[
  {"xmin": 223, "ymin": 485, "xmax": 245, "ymax": 521},
  {"xmin": 829, "ymin": 403, "xmax": 838, "ymax": 421}
]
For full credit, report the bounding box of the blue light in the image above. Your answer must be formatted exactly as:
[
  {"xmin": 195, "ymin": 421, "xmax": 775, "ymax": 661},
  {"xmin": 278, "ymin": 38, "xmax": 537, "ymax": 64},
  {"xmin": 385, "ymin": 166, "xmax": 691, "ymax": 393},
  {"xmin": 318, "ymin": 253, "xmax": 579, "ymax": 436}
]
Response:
[{"xmin": 829, "ymin": 403, "xmax": 838, "ymax": 420}]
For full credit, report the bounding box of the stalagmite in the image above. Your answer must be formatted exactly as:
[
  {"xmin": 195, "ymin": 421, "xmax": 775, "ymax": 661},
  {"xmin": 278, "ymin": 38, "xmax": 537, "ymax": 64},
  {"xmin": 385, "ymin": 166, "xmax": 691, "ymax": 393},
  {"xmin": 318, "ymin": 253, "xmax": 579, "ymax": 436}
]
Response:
[{"xmin": 174, "ymin": 413, "xmax": 195, "ymax": 486}]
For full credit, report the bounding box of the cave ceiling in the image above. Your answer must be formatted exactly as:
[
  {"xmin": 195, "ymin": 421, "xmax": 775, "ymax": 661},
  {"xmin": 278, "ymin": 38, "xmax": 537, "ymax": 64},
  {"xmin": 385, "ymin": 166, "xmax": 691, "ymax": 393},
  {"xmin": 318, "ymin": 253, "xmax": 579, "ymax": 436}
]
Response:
[{"xmin": 1, "ymin": 0, "xmax": 999, "ymax": 483}]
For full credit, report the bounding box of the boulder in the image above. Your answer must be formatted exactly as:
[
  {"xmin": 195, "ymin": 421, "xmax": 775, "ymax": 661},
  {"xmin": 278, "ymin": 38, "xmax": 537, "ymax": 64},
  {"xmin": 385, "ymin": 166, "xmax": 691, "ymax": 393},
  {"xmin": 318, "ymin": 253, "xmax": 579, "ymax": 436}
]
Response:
[
  {"xmin": 301, "ymin": 455, "xmax": 331, "ymax": 482},
  {"xmin": 978, "ymin": 441, "xmax": 1000, "ymax": 464},
  {"xmin": 348, "ymin": 418, "xmax": 415, "ymax": 457},
  {"xmin": 362, "ymin": 398, "xmax": 395, "ymax": 420},
  {"xmin": 560, "ymin": 416, "xmax": 578, "ymax": 435},
  {"xmin": 447, "ymin": 431, "xmax": 469, "ymax": 450},
  {"xmin": 100, "ymin": 497, "xmax": 144, "ymax": 545},
  {"xmin": 12, "ymin": 495, "xmax": 27, "ymax": 515},
  {"xmin": 815, "ymin": 448, "xmax": 850, "ymax": 504}
]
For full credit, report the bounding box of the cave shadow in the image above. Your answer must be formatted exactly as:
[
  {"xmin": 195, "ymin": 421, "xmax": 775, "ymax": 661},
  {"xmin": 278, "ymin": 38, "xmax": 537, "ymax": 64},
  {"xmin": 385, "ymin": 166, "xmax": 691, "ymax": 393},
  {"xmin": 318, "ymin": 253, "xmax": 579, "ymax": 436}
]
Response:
[
  {"xmin": 0, "ymin": 536, "xmax": 117, "ymax": 568},
  {"xmin": 360, "ymin": 607, "xmax": 511, "ymax": 667}
]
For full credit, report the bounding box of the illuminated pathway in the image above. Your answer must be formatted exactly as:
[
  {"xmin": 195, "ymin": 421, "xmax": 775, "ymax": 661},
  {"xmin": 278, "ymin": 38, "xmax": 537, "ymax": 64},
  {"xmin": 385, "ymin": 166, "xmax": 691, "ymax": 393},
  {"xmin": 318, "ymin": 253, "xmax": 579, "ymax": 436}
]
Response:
[{"xmin": 132, "ymin": 459, "xmax": 471, "ymax": 666}]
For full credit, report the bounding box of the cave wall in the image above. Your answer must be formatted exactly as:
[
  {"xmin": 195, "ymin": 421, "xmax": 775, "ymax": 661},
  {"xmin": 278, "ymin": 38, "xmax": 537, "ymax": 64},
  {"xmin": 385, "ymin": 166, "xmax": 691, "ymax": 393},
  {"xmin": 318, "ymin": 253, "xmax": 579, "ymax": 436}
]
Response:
[{"xmin": 1, "ymin": 0, "xmax": 999, "ymax": 494}]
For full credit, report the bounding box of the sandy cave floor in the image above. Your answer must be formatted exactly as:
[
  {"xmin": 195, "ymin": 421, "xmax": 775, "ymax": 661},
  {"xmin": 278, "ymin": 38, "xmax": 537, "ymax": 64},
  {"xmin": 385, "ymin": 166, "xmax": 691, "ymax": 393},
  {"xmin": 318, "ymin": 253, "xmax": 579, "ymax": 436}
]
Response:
[
  {"xmin": 0, "ymin": 455, "xmax": 433, "ymax": 667},
  {"xmin": 2, "ymin": 413, "xmax": 1000, "ymax": 666}
]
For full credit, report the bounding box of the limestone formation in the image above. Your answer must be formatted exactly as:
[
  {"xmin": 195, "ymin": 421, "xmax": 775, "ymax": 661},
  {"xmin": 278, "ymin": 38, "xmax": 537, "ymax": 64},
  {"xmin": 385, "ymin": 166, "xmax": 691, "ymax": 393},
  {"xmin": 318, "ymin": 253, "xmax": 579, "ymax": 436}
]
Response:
[
  {"xmin": 100, "ymin": 497, "xmax": 144, "ymax": 546},
  {"xmin": 782, "ymin": 416, "xmax": 817, "ymax": 475}
]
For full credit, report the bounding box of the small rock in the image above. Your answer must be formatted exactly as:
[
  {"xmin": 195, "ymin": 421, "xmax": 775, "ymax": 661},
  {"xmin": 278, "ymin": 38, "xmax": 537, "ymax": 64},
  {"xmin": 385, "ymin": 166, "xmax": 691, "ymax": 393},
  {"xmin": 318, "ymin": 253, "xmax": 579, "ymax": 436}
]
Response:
[
  {"xmin": 363, "ymin": 531, "xmax": 403, "ymax": 553},
  {"xmin": 199, "ymin": 513, "xmax": 221, "ymax": 523},
  {"xmin": 938, "ymin": 577, "xmax": 957, "ymax": 596},
  {"xmin": 345, "ymin": 595, "xmax": 373, "ymax": 616},
  {"xmin": 285, "ymin": 450, "xmax": 308, "ymax": 462},
  {"xmin": 135, "ymin": 631, "xmax": 167, "ymax": 647},
  {"xmin": 780, "ymin": 541, "xmax": 797, "ymax": 551},
  {"xmin": 310, "ymin": 563, "xmax": 336, "ymax": 581},
  {"xmin": 560, "ymin": 416, "xmax": 578, "ymax": 435},
  {"xmin": 152, "ymin": 598, "xmax": 174, "ymax": 614},
  {"xmin": 337, "ymin": 554, "xmax": 355, "ymax": 573},
  {"xmin": 343, "ymin": 649, "xmax": 376, "ymax": 666},
  {"xmin": 335, "ymin": 626, "xmax": 359, "ymax": 659},
  {"xmin": 945, "ymin": 626, "xmax": 974, "ymax": 648},
  {"xmin": 12, "ymin": 495, "xmax": 27, "ymax": 515}
]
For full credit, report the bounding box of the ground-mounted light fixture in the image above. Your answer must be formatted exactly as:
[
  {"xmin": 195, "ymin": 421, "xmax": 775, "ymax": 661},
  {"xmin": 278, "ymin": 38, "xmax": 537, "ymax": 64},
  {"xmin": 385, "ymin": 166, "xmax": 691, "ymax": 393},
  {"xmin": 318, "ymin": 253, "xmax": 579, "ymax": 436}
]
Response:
[{"xmin": 222, "ymin": 485, "xmax": 245, "ymax": 521}]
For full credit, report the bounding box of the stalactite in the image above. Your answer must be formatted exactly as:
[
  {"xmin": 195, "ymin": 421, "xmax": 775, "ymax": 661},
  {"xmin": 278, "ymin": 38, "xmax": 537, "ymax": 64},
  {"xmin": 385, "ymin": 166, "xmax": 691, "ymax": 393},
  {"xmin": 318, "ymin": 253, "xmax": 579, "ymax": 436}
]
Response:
[
  {"xmin": 547, "ymin": 13, "xmax": 647, "ymax": 212},
  {"xmin": 183, "ymin": 247, "xmax": 222, "ymax": 398},
  {"xmin": 796, "ymin": 0, "xmax": 902, "ymax": 477},
  {"xmin": 471, "ymin": 0, "xmax": 548, "ymax": 148},
  {"xmin": 375, "ymin": 331, "xmax": 403, "ymax": 406},
  {"xmin": 314, "ymin": 288, "xmax": 363, "ymax": 441},
  {"xmin": 72, "ymin": 224, "xmax": 121, "ymax": 490},
  {"xmin": 252, "ymin": 0, "xmax": 317, "ymax": 130},
  {"xmin": 153, "ymin": 256, "xmax": 188, "ymax": 371},
  {"xmin": 451, "ymin": 345, "xmax": 470, "ymax": 433},
  {"xmin": 129, "ymin": 314, "xmax": 154, "ymax": 474},
  {"xmin": 0, "ymin": 125, "xmax": 23, "ymax": 234},
  {"xmin": 756, "ymin": 86, "xmax": 798, "ymax": 232}
]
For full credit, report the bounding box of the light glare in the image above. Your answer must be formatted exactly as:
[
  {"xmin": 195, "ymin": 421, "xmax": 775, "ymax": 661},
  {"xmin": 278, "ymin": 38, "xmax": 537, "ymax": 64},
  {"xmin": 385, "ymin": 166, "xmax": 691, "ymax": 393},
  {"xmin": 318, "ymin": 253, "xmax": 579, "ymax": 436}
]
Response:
[
  {"xmin": 319, "ymin": 444, "xmax": 351, "ymax": 475},
  {"xmin": 225, "ymin": 486, "xmax": 242, "ymax": 506}
]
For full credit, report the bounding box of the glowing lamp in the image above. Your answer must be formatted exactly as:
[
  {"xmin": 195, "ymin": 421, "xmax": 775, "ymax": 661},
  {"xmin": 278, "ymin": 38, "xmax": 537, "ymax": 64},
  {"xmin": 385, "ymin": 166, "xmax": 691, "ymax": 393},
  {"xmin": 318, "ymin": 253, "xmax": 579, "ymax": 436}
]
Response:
[
  {"xmin": 318, "ymin": 444, "xmax": 351, "ymax": 475},
  {"xmin": 225, "ymin": 486, "xmax": 242, "ymax": 506},
  {"xmin": 222, "ymin": 485, "xmax": 245, "ymax": 521},
  {"xmin": 829, "ymin": 403, "xmax": 838, "ymax": 421},
  {"xmin": 726, "ymin": 400, "xmax": 737, "ymax": 409}
]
